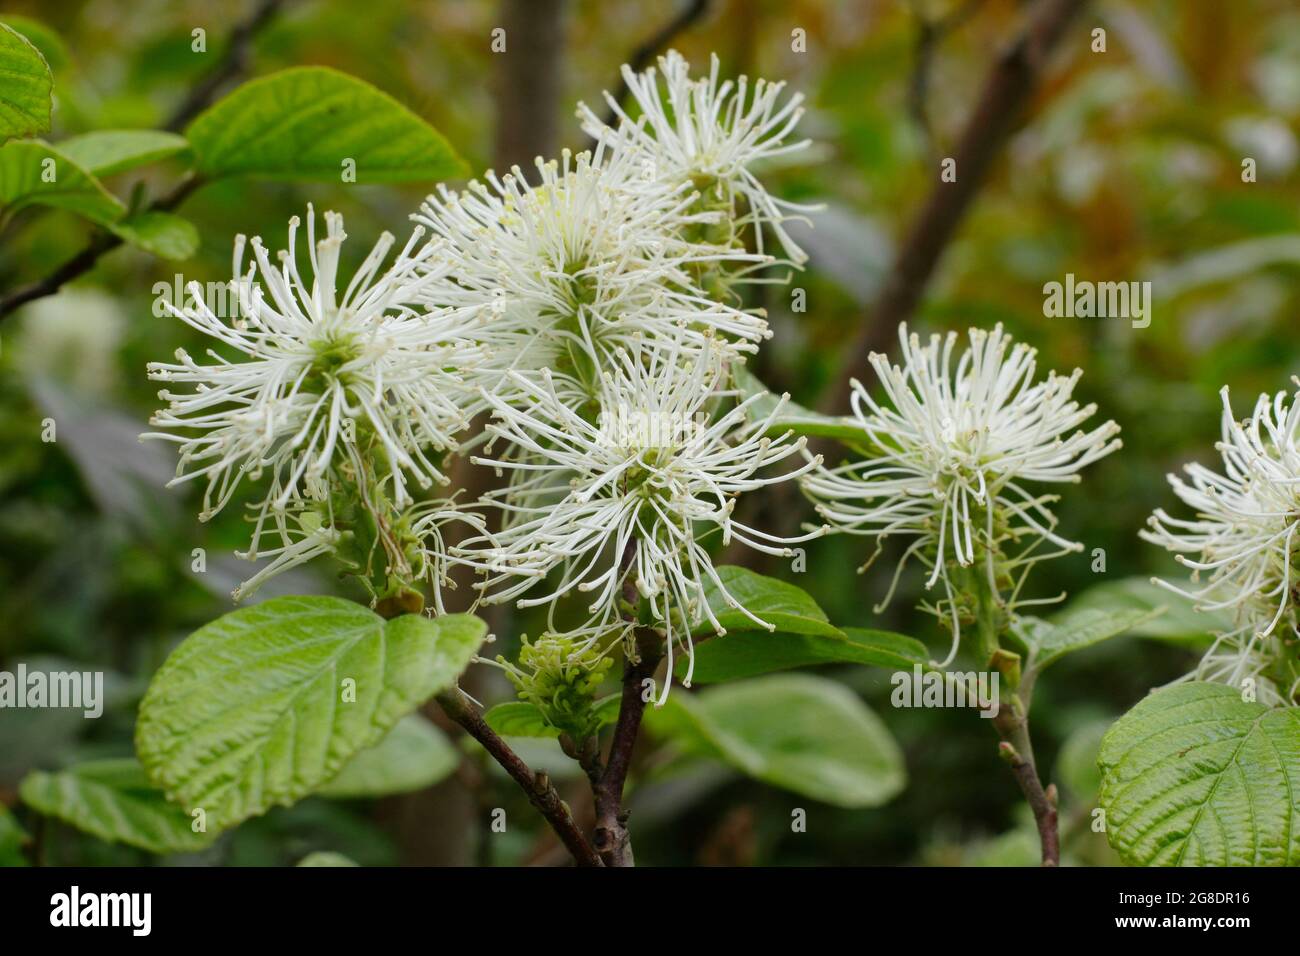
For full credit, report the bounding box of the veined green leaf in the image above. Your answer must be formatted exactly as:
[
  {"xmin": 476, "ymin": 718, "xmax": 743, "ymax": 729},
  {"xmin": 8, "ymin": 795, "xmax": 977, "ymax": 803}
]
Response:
[
  {"xmin": 136, "ymin": 597, "xmax": 486, "ymax": 832},
  {"xmin": 19, "ymin": 758, "xmax": 214, "ymax": 855},
  {"xmin": 0, "ymin": 23, "xmax": 52, "ymax": 141},
  {"xmin": 318, "ymin": 714, "xmax": 458, "ymax": 798},
  {"xmin": 1014, "ymin": 604, "xmax": 1162, "ymax": 671},
  {"xmin": 1061, "ymin": 576, "xmax": 1224, "ymax": 645},
  {"xmin": 1098, "ymin": 682, "xmax": 1300, "ymax": 866},
  {"xmin": 57, "ymin": 129, "xmax": 190, "ymax": 176},
  {"xmin": 297, "ymin": 850, "xmax": 359, "ymax": 866},
  {"xmin": 186, "ymin": 66, "xmax": 467, "ymax": 183}
]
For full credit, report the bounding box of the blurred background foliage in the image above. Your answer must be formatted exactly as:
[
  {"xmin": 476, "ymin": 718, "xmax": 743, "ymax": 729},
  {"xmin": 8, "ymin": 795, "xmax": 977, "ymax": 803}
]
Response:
[{"xmin": 1, "ymin": 0, "xmax": 1298, "ymax": 866}]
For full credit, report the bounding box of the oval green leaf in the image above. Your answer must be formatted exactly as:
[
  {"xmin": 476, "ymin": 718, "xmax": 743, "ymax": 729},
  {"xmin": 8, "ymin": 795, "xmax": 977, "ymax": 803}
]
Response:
[
  {"xmin": 56, "ymin": 129, "xmax": 190, "ymax": 176},
  {"xmin": 318, "ymin": 714, "xmax": 458, "ymax": 798},
  {"xmin": 186, "ymin": 66, "xmax": 467, "ymax": 183},
  {"xmin": 697, "ymin": 565, "xmax": 841, "ymax": 638},
  {"xmin": 0, "ymin": 23, "xmax": 52, "ymax": 141},
  {"xmin": 677, "ymin": 625, "xmax": 930, "ymax": 684},
  {"xmin": 1098, "ymin": 682, "xmax": 1300, "ymax": 866},
  {"xmin": 135, "ymin": 597, "xmax": 486, "ymax": 831},
  {"xmin": 648, "ymin": 674, "xmax": 906, "ymax": 808},
  {"xmin": 19, "ymin": 758, "xmax": 214, "ymax": 855}
]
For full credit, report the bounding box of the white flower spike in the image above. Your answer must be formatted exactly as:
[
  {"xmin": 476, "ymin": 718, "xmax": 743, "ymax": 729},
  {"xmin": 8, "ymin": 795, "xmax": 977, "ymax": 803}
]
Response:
[{"xmin": 802, "ymin": 323, "xmax": 1121, "ymax": 666}]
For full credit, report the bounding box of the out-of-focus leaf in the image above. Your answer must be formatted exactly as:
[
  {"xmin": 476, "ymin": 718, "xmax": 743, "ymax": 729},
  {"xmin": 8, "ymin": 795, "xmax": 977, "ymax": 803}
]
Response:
[
  {"xmin": 1055, "ymin": 718, "xmax": 1111, "ymax": 803},
  {"xmin": 297, "ymin": 851, "xmax": 359, "ymax": 866},
  {"xmin": 136, "ymin": 598, "xmax": 486, "ymax": 831},
  {"xmin": 318, "ymin": 714, "xmax": 458, "ymax": 798},
  {"xmin": 0, "ymin": 141, "xmax": 123, "ymax": 225},
  {"xmin": 0, "ymin": 24, "xmax": 51, "ymax": 141},
  {"xmin": 19, "ymin": 759, "xmax": 214, "ymax": 855},
  {"xmin": 56, "ymin": 129, "xmax": 190, "ymax": 176},
  {"xmin": 0, "ymin": 804, "xmax": 30, "ymax": 866},
  {"xmin": 186, "ymin": 66, "xmax": 467, "ymax": 183},
  {"xmin": 647, "ymin": 674, "xmax": 905, "ymax": 808},
  {"xmin": 1098, "ymin": 682, "xmax": 1300, "ymax": 866}
]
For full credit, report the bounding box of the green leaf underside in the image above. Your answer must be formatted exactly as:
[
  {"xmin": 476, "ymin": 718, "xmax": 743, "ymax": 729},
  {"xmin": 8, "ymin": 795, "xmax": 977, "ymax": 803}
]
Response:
[
  {"xmin": 733, "ymin": 364, "xmax": 866, "ymax": 443},
  {"xmin": 1, "ymin": 16, "xmax": 70, "ymax": 73},
  {"xmin": 1098, "ymin": 682, "xmax": 1300, "ymax": 866},
  {"xmin": 0, "ymin": 24, "xmax": 52, "ymax": 141},
  {"xmin": 647, "ymin": 673, "xmax": 905, "ymax": 808},
  {"xmin": 677, "ymin": 625, "xmax": 930, "ymax": 684},
  {"xmin": 19, "ymin": 758, "xmax": 213, "ymax": 855},
  {"xmin": 107, "ymin": 210, "xmax": 199, "ymax": 260},
  {"xmin": 318, "ymin": 714, "xmax": 458, "ymax": 798},
  {"xmin": 483, "ymin": 695, "xmax": 620, "ymax": 738},
  {"xmin": 56, "ymin": 129, "xmax": 190, "ymax": 176},
  {"xmin": 697, "ymin": 565, "xmax": 841, "ymax": 638},
  {"xmin": 186, "ymin": 66, "xmax": 467, "ymax": 183},
  {"xmin": 135, "ymin": 596, "xmax": 485, "ymax": 831},
  {"xmin": 0, "ymin": 140, "xmax": 124, "ymax": 225}
]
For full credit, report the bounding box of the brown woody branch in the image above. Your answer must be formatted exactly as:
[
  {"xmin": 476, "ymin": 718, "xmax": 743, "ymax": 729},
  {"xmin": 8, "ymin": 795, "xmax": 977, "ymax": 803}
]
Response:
[
  {"xmin": 820, "ymin": 0, "xmax": 1090, "ymax": 414},
  {"xmin": 436, "ymin": 688, "xmax": 604, "ymax": 867}
]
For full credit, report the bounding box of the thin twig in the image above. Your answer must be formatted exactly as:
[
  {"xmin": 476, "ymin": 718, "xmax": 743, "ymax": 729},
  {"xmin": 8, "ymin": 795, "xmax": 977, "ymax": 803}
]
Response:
[
  {"xmin": 436, "ymin": 688, "xmax": 604, "ymax": 867},
  {"xmin": 819, "ymin": 0, "xmax": 1090, "ymax": 414},
  {"xmin": 994, "ymin": 702, "xmax": 1060, "ymax": 866},
  {"xmin": 589, "ymin": 0, "xmax": 712, "ymax": 139}
]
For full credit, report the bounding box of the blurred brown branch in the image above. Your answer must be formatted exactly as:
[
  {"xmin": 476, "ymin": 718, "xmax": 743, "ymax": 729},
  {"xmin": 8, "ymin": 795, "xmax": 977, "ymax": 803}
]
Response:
[
  {"xmin": 588, "ymin": 0, "xmax": 713, "ymax": 141},
  {"xmin": 820, "ymin": 0, "xmax": 1091, "ymax": 414}
]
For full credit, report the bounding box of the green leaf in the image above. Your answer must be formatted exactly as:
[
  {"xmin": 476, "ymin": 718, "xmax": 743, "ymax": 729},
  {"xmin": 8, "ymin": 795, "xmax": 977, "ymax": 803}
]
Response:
[
  {"xmin": 18, "ymin": 759, "xmax": 213, "ymax": 855},
  {"xmin": 186, "ymin": 66, "xmax": 467, "ymax": 183},
  {"xmin": 0, "ymin": 804, "xmax": 30, "ymax": 866},
  {"xmin": 0, "ymin": 140, "xmax": 124, "ymax": 226},
  {"xmin": 297, "ymin": 850, "xmax": 359, "ymax": 866},
  {"xmin": 1098, "ymin": 682, "xmax": 1300, "ymax": 866},
  {"xmin": 318, "ymin": 714, "xmax": 458, "ymax": 798},
  {"xmin": 1014, "ymin": 604, "xmax": 1161, "ymax": 671},
  {"xmin": 482, "ymin": 696, "xmax": 620, "ymax": 738},
  {"xmin": 677, "ymin": 625, "xmax": 930, "ymax": 684},
  {"xmin": 136, "ymin": 597, "xmax": 486, "ymax": 832},
  {"xmin": 1, "ymin": 16, "xmax": 69, "ymax": 73},
  {"xmin": 0, "ymin": 23, "xmax": 52, "ymax": 141},
  {"xmin": 1055, "ymin": 718, "xmax": 1111, "ymax": 803},
  {"xmin": 1063, "ymin": 577, "xmax": 1225, "ymax": 645},
  {"xmin": 733, "ymin": 364, "xmax": 868, "ymax": 444},
  {"xmin": 107, "ymin": 210, "xmax": 199, "ymax": 260},
  {"xmin": 647, "ymin": 674, "xmax": 905, "ymax": 808},
  {"xmin": 56, "ymin": 129, "xmax": 190, "ymax": 176},
  {"xmin": 697, "ymin": 566, "xmax": 841, "ymax": 638}
]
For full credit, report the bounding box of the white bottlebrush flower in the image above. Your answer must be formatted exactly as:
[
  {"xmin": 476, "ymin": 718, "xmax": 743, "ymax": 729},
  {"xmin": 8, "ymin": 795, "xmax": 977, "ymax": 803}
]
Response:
[
  {"xmin": 146, "ymin": 207, "xmax": 483, "ymax": 519},
  {"xmin": 412, "ymin": 145, "xmax": 770, "ymax": 397},
  {"xmin": 461, "ymin": 342, "xmax": 823, "ymax": 700},
  {"xmin": 801, "ymin": 323, "xmax": 1121, "ymax": 665},
  {"xmin": 144, "ymin": 207, "xmax": 485, "ymax": 598},
  {"xmin": 1142, "ymin": 385, "xmax": 1300, "ymax": 706},
  {"xmin": 579, "ymin": 49, "xmax": 819, "ymax": 264}
]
